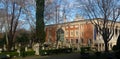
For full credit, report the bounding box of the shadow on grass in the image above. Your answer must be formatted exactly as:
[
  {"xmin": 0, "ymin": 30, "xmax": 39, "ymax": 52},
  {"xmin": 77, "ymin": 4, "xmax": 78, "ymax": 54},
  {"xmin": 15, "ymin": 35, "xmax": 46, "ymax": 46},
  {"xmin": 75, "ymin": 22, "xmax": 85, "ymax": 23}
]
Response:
[{"xmin": 80, "ymin": 52, "xmax": 117, "ymax": 59}]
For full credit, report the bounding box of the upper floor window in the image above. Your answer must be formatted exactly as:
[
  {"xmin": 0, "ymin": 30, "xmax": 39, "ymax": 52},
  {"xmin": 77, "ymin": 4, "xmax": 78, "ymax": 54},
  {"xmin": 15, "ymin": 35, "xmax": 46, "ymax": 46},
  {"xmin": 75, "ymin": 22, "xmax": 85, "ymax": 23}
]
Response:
[
  {"xmin": 70, "ymin": 30, "xmax": 74, "ymax": 36},
  {"xmin": 75, "ymin": 30, "xmax": 78, "ymax": 36},
  {"xmin": 66, "ymin": 30, "xmax": 69, "ymax": 36}
]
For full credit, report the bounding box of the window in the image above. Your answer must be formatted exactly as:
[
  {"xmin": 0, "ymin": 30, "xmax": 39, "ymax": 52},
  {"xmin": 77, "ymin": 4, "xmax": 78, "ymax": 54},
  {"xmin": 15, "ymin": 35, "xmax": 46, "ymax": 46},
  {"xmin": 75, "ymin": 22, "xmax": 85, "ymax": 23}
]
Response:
[
  {"xmin": 115, "ymin": 29, "xmax": 118, "ymax": 35},
  {"xmin": 76, "ymin": 39, "xmax": 78, "ymax": 43},
  {"xmin": 110, "ymin": 43, "xmax": 112, "ymax": 49},
  {"xmin": 71, "ymin": 39, "xmax": 73, "ymax": 43},
  {"xmin": 102, "ymin": 43, "xmax": 104, "ymax": 47},
  {"xmin": 66, "ymin": 31, "xmax": 68, "ymax": 35},
  {"xmin": 76, "ymin": 31, "xmax": 78, "ymax": 36},
  {"xmin": 66, "ymin": 39, "xmax": 69, "ymax": 43},
  {"xmin": 82, "ymin": 32, "xmax": 84, "ymax": 36},
  {"xmin": 88, "ymin": 39, "xmax": 92, "ymax": 46},
  {"xmin": 70, "ymin": 30, "xmax": 74, "ymax": 37},
  {"xmin": 81, "ymin": 38, "xmax": 83, "ymax": 43},
  {"xmin": 71, "ymin": 31, "xmax": 73, "ymax": 35}
]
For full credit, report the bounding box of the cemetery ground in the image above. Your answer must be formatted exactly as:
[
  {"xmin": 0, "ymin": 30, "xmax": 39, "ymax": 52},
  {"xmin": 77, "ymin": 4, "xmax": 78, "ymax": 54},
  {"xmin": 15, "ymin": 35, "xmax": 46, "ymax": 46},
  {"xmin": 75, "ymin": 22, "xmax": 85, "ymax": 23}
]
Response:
[
  {"xmin": 12, "ymin": 52, "xmax": 81, "ymax": 59},
  {"xmin": 12, "ymin": 51, "xmax": 117, "ymax": 59},
  {"xmin": 0, "ymin": 47, "xmax": 118, "ymax": 59},
  {"xmin": 0, "ymin": 46, "xmax": 119, "ymax": 59}
]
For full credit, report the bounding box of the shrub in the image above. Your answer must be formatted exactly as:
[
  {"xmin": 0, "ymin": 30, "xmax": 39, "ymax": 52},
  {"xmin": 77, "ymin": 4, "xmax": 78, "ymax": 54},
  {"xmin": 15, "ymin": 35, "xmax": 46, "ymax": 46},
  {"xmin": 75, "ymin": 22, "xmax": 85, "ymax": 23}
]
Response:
[
  {"xmin": 95, "ymin": 52, "xmax": 101, "ymax": 56},
  {"xmin": 0, "ymin": 52, "xmax": 19, "ymax": 57},
  {"xmin": 115, "ymin": 35, "xmax": 120, "ymax": 59},
  {"xmin": 20, "ymin": 51, "xmax": 35, "ymax": 57},
  {"xmin": 25, "ymin": 51, "xmax": 35, "ymax": 56},
  {"xmin": 0, "ymin": 55, "xmax": 10, "ymax": 59},
  {"xmin": 81, "ymin": 47, "xmax": 90, "ymax": 53},
  {"xmin": 39, "ymin": 48, "xmax": 72, "ymax": 56},
  {"xmin": 39, "ymin": 50, "xmax": 49, "ymax": 56},
  {"xmin": 64, "ymin": 48, "xmax": 72, "ymax": 53},
  {"xmin": 112, "ymin": 45, "xmax": 117, "ymax": 51}
]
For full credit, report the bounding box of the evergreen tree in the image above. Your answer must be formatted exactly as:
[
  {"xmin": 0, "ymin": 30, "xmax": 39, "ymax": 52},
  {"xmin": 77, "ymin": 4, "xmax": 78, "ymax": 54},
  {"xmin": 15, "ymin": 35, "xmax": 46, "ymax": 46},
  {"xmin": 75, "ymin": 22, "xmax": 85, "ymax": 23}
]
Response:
[{"xmin": 36, "ymin": 0, "xmax": 45, "ymax": 43}]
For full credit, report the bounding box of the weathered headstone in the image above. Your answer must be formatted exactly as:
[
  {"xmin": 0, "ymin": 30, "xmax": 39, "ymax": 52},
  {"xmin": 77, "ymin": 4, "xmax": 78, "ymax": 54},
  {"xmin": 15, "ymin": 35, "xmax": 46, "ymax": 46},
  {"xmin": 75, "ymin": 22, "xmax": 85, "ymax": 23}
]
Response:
[
  {"xmin": 17, "ymin": 44, "xmax": 21, "ymax": 56},
  {"xmin": 25, "ymin": 47, "xmax": 28, "ymax": 51},
  {"xmin": 3, "ymin": 44, "xmax": 6, "ymax": 51},
  {"xmin": 0, "ymin": 48, "xmax": 2, "ymax": 53},
  {"xmin": 17, "ymin": 49, "xmax": 20, "ymax": 56},
  {"xmin": 33, "ymin": 43, "xmax": 39, "ymax": 55}
]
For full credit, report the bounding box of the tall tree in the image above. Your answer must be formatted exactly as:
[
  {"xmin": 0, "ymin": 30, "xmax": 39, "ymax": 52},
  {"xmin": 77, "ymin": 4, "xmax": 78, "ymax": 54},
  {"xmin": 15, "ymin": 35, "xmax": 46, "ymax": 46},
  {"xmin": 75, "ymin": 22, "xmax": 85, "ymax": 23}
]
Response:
[
  {"xmin": 36, "ymin": 0, "xmax": 45, "ymax": 43},
  {"xmin": 0, "ymin": 0, "xmax": 24, "ymax": 51},
  {"xmin": 78, "ymin": 0, "xmax": 120, "ymax": 52},
  {"xmin": 0, "ymin": 0, "xmax": 35, "ymax": 51}
]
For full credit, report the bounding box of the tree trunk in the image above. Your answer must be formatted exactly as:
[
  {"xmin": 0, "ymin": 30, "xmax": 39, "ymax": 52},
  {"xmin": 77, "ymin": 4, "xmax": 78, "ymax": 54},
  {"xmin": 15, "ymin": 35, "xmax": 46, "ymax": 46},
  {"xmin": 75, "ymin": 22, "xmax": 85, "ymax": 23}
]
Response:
[
  {"xmin": 6, "ymin": 40, "xmax": 13, "ymax": 51},
  {"xmin": 6, "ymin": 34, "xmax": 14, "ymax": 51},
  {"xmin": 104, "ymin": 41, "xmax": 108, "ymax": 52},
  {"xmin": 7, "ymin": 39, "xmax": 13, "ymax": 51}
]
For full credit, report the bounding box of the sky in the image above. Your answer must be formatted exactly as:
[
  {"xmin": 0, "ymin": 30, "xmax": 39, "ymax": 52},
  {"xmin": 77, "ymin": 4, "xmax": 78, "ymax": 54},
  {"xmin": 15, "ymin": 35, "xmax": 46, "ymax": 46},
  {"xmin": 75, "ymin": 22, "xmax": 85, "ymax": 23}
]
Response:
[
  {"xmin": 0, "ymin": 0, "xmax": 80, "ymax": 29},
  {"xmin": 0, "ymin": 0, "xmax": 35, "ymax": 30},
  {"xmin": 45, "ymin": 0, "xmax": 83, "ymax": 25},
  {"xmin": 0, "ymin": 0, "xmax": 120, "ymax": 30}
]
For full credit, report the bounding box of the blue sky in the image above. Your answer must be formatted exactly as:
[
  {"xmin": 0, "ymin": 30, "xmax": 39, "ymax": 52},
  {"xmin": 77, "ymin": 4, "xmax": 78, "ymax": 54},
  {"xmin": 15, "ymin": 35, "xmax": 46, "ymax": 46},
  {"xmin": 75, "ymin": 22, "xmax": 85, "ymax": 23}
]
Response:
[
  {"xmin": 0, "ymin": 0, "xmax": 120, "ymax": 30},
  {"xmin": 44, "ymin": 0, "xmax": 83, "ymax": 25}
]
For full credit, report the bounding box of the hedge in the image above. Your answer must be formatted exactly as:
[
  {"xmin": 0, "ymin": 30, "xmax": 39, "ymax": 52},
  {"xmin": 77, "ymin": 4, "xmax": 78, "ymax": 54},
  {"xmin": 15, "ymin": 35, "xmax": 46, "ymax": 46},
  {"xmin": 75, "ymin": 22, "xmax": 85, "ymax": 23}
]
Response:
[
  {"xmin": 0, "ymin": 52, "xmax": 19, "ymax": 57},
  {"xmin": 20, "ymin": 51, "xmax": 35, "ymax": 57},
  {"xmin": 39, "ymin": 48, "xmax": 72, "ymax": 56}
]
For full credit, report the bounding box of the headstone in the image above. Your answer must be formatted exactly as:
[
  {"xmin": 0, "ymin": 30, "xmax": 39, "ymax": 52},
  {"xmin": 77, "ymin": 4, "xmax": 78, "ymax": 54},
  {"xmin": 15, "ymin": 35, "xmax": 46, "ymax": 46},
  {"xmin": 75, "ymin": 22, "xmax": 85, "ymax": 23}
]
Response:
[
  {"xmin": 3, "ymin": 44, "xmax": 6, "ymax": 51},
  {"xmin": 0, "ymin": 48, "xmax": 2, "ymax": 53},
  {"xmin": 33, "ymin": 43, "xmax": 39, "ymax": 55},
  {"xmin": 17, "ymin": 49, "xmax": 20, "ymax": 56},
  {"xmin": 25, "ymin": 47, "xmax": 28, "ymax": 51},
  {"xmin": 17, "ymin": 44, "xmax": 21, "ymax": 56},
  {"xmin": 42, "ymin": 47, "xmax": 45, "ymax": 50}
]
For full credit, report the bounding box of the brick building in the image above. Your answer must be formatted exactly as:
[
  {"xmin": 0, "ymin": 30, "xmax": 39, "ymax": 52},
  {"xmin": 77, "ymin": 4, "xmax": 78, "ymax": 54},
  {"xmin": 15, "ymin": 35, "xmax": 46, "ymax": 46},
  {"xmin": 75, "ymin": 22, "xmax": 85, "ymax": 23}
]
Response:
[
  {"xmin": 45, "ymin": 18, "xmax": 120, "ymax": 51},
  {"xmin": 45, "ymin": 18, "xmax": 94, "ymax": 49}
]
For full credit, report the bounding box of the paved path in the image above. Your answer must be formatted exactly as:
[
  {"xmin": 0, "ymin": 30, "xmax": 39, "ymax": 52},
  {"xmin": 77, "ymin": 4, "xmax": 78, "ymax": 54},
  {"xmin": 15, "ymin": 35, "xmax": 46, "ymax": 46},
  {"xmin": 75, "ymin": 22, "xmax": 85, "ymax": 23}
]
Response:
[{"xmin": 12, "ymin": 53, "xmax": 81, "ymax": 59}]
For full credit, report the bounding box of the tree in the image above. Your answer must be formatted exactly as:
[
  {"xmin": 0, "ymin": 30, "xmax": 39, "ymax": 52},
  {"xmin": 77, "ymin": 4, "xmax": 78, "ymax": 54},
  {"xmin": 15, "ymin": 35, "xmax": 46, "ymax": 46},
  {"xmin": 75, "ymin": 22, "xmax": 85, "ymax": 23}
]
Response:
[
  {"xmin": 44, "ymin": 0, "xmax": 75, "ymax": 24},
  {"xmin": 0, "ymin": 35, "xmax": 6, "ymax": 49},
  {"xmin": 78, "ymin": 0, "xmax": 120, "ymax": 52},
  {"xmin": 0, "ymin": 0, "xmax": 34, "ymax": 51},
  {"xmin": 36, "ymin": 0, "xmax": 45, "ymax": 44},
  {"xmin": 117, "ymin": 34, "xmax": 120, "ymax": 49},
  {"xmin": 16, "ymin": 30, "xmax": 29, "ymax": 47},
  {"xmin": 0, "ymin": 0, "xmax": 25, "ymax": 51}
]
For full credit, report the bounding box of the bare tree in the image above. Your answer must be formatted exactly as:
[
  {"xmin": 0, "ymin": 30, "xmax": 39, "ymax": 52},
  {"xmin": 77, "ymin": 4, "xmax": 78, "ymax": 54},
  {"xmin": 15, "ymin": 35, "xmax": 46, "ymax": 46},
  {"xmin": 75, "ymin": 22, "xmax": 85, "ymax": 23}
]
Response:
[
  {"xmin": 45, "ymin": 0, "xmax": 75, "ymax": 24},
  {"xmin": 78, "ymin": 0, "xmax": 120, "ymax": 52},
  {"xmin": 0, "ymin": 0, "xmax": 31, "ymax": 51},
  {"xmin": 0, "ymin": 9, "xmax": 6, "ymax": 32}
]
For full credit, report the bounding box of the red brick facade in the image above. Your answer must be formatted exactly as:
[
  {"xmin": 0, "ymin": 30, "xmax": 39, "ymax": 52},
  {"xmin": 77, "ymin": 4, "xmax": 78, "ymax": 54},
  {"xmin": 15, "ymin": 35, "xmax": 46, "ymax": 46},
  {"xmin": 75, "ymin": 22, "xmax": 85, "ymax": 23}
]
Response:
[
  {"xmin": 83, "ymin": 23, "xmax": 93, "ymax": 46},
  {"xmin": 45, "ymin": 26, "xmax": 57, "ymax": 43},
  {"xmin": 45, "ymin": 22, "xmax": 94, "ymax": 47}
]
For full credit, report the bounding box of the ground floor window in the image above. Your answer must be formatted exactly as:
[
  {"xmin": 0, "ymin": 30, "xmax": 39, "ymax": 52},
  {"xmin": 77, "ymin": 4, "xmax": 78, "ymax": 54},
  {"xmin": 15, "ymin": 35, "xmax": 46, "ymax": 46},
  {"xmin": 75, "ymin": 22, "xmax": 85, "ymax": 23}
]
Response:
[{"xmin": 76, "ymin": 39, "xmax": 78, "ymax": 43}]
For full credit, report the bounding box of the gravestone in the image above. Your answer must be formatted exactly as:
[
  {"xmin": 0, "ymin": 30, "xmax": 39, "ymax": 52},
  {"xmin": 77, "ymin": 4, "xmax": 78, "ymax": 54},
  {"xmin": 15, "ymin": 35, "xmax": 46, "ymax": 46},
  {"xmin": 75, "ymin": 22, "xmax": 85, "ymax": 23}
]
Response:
[
  {"xmin": 17, "ymin": 44, "xmax": 21, "ymax": 56},
  {"xmin": 0, "ymin": 48, "xmax": 2, "ymax": 53},
  {"xmin": 17, "ymin": 49, "xmax": 20, "ymax": 56},
  {"xmin": 33, "ymin": 43, "xmax": 39, "ymax": 55},
  {"xmin": 3, "ymin": 44, "xmax": 6, "ymax": 51},
  {"xmin": 25, "ymin": 47, "xmax": 28, "ymax": 51}
]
